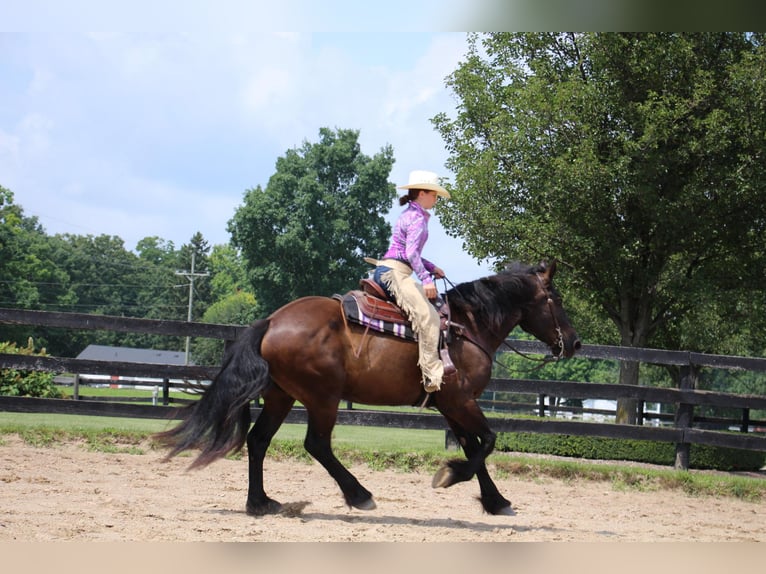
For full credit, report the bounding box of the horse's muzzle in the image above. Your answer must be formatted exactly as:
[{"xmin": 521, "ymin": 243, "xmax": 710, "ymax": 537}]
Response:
[{"xmin": 553, "ymin": 334, "xmax": 581, "ymax": 359}]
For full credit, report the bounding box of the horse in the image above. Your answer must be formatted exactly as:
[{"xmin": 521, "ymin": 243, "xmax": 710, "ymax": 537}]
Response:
[{"xmin": 154, "ymin": 260, "xmax": 580, "ymax": 516}]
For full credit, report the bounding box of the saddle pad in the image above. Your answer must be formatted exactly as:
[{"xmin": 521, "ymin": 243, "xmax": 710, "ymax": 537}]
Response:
[{"xmin": 338, "ymin": 292, "xmax": 416, "ymax": 341}]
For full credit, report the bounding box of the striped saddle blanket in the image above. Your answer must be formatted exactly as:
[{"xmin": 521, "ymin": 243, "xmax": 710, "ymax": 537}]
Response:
[{"xmin": 335, "ymin": 290, "xmax": 416, "ymax": 341}]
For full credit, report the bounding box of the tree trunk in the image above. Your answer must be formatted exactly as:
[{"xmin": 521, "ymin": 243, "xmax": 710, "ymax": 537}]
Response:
[
  {"xmin": 614, "ymin": 293, "xmax": 651, "ymax": 424},
  {"xmin": 674, "ymin": 364, "xmax": 699, "ymax": 470},
  {"xmin": 616, "ymin": 359, "xmax": 639, "ymax": 424}
]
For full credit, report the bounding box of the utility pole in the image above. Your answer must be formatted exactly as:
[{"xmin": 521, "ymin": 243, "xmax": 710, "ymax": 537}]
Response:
[{"xmin": 175, "ymin": 251, "xmax": 209, "ymax": 365}]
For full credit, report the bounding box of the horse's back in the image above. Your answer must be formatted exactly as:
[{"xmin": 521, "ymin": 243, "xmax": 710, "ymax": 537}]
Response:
[{"xmin": 267, "ymin": 295, "xmax": 343, "ymax": 329}]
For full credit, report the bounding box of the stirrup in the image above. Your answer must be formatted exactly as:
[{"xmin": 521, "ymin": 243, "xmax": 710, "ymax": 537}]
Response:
[{"xmin": 440, "ymin": 348, "xmax": 457, "ymax": 384}]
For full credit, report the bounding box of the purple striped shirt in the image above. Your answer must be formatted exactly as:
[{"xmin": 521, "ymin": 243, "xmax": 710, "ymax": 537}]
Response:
[{"xmin": 382, "ymin": 201, "xmax": 436, "ymax": 284}]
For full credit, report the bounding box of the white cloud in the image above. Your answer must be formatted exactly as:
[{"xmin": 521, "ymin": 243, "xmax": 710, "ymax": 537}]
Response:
[{"xmin": 2, "ymin": 30, "xmax": 494, "ymax": 283}]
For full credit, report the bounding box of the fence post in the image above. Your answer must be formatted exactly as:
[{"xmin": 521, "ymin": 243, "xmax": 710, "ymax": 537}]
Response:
[
  {"xmin": 162, "ymin": 378, "xmax": 170, "ymax": 406},
  {"xmin": 674, "ymin": 363, "xmax": 699, "ymax": 470},
  {"xmin": 741, "ymin": 408, "xmax": 750, "ymax": 433},
  {"xmin": 538, "ymin": 394, "xmax": 546, "ymax": 417},
  {"xmin": 444, "ymin": 429, "xmax": 460, "ymax": 450},
  {"xmin": 73, "ymin": 373, "xmax": 80, "ymax": 400}
]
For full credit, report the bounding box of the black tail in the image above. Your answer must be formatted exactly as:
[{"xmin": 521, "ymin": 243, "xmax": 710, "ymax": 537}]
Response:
[{"xmin": 154, "ymin": 319, "xmax": 272, "ymax": 469}]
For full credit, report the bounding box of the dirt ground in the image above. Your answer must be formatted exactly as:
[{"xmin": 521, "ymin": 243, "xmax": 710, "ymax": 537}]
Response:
[{"xmin": 1, "ymin": 435, "xmax": 764, "ymax": 542}]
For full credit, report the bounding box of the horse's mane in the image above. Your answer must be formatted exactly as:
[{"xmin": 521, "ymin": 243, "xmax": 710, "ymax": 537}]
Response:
[{"xmin": 445, "ymin": 262, "xmax": 543, "ymax": 333}]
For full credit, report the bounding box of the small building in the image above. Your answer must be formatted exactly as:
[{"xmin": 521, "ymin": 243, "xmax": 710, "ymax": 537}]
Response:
[{"xmin": 75, "ymin": 344, "xmax": 190, "ymax": 389}]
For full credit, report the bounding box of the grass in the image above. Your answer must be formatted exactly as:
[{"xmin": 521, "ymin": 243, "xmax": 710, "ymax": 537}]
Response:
[
  {"xmin": 1, "ymin": 411, "xmax": 764, "ymax": 503},
  {"xmin": 488, "ymin": 454, "xmax": 766, "ymax": 502}
]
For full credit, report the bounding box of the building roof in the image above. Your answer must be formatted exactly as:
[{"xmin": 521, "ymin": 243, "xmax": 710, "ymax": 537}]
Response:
[{"xmin": 77, "ymin": 344, "xmax": 190, "ymax": 365}]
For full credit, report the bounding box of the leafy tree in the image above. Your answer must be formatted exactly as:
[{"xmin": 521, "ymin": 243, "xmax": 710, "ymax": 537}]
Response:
[
  {"xmin": 42, "ymin": 233, "xmax": 148, "ymax": 355},
  {"xmin": 0, "ymin": 187, "xmax": 76, "ymax": 348},
  {"xmin": 134, "ymin": 235, "xmax": 186, "ymax": 330},
  {"xmin": 229, "ymin": 127, "xmax": 396, "ymax": 312},
  {"xmin": 0, "ymin": 187, "xmax": 75, "ymax": 312},
  {"xmin": 136, "ymin": 236, "xmax": 176, "ymax": 266},
  {"xmin": 433, "ymin": 33, "xmax": 766, "ymax": 422},
  {"xmin": 51, "ymin": 233, "xmax": 143, "ymax": 314},
  {"xmin": 207, "ymin": 244, "xmax": 250, "ymax": 302},
  {"xmin": 192, "ymin": 290, "xmax": 260, "ymax": 366}
]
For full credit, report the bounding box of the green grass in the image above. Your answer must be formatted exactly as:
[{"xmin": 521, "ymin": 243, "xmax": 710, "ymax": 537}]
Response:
[
  {"xmin": 1, "ymin": 411, "xmax": 764, "ymax": 503},
  {"xmin": 0, "ymin": 411, "xmax": 445, "ymax": 452},
  {"xmin": 489, "ymin": 455, "xmax": 766, "ymax": 502}
]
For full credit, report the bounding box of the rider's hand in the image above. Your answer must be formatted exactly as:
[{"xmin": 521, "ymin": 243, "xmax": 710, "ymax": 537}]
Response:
[
  {"xmin": 424, "ymin": 283, "xmax": 438, "ymax": 300},
  {"xmin": 432, "ymin": 266, "xmax": 445, "ymax": 279}
]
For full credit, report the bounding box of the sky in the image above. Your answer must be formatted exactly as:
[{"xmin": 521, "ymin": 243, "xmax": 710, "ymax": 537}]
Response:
[
  {"xmin": 3, "ymin": 2, "xmax": 741, "ymax": 289},
  {"xmin": 0, "ymin": 26, "xmax": 499, "ymax": 285}
]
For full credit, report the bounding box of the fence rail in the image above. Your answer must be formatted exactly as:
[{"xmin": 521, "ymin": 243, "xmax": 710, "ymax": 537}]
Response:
[{"xmin": 2, "ymin": 307, "xmax": 765, "ymax": 468}]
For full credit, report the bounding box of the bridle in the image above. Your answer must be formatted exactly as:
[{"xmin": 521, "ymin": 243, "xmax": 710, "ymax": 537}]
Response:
[{"xmin": 535, "ymin": 272, "xmax": 566, "ymax": 359}]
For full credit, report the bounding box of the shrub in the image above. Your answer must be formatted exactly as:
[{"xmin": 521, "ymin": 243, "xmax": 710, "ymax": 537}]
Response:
[
  {"xmin": 0, "ymin": 338, "xmax": 63, "ymax": 398},
  {"xmin": 496, "ymin": 432, "xmax": 766, "ymax": 472}
]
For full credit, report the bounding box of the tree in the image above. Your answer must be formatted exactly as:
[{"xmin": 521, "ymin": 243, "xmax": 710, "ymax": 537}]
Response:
[
  {"xmin": 44, "ymin": 233, "xmax": 146, "ymax": 356},
  {"xmin": 433, "ymin": 33, "xmax": 766, "ymax": 422},
  {"xmin": 134, "ymin": 235, "xmax": 187, "ymax": 330},
  {"xmin": 192, "ymin": 290, "xmax": 260, "ymax": 366},
  {"xmin": 229, "ymin": 127, "xmax": 395, "ymax": 312},
  {"xmin": 0, "ymin": 187, "xmax": 76, "ymax": 349},
  {"xmin": 207, "ymin": 243, "xmax": 250, "ymax": 302}
]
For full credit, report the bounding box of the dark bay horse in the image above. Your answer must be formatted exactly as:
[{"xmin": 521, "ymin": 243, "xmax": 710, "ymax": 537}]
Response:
[{"xmin": 155, "ymin": 261, "xmax": 580, "ymax": 515}]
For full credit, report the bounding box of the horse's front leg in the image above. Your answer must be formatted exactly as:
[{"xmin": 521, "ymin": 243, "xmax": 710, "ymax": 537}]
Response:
[
  {"xmin": 438, "ymin": 422, "xmax": 513, "ymax": 515},
  {"xmin": 434, "ymin": 401, "xmax": 513, "ymax": 515},
  {"xmin": 246, "ymin": 386, "xmax": 295, "ymax": 516}
]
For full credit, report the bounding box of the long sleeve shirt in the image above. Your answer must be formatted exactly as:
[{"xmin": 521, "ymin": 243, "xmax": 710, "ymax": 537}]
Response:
[{"xmin": 382, "ymin": 201, "xmax": 436, "ymax": 284}]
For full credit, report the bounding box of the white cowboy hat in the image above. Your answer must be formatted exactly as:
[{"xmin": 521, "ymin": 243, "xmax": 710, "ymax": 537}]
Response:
[{"xmin": 397, "ymin": 170, "xmax": 450, "ymax": 199}]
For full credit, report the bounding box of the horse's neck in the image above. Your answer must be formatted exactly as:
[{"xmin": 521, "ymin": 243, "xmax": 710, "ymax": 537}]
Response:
[{"xmin": 452, "ymin": 306, "xmax": 521, "ymax": 355}]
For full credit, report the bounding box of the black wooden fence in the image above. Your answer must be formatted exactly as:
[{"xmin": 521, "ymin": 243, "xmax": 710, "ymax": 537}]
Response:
[{"xmin": 1, "ymin": 307, "xmax": 765, "ymax": 470}]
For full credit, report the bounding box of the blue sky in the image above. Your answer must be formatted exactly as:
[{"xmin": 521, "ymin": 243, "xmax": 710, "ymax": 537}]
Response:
[
  {"xmin": 1, "ymin": 26, "xmax": 497, "ymax": 285},
  {"xmin": 3, "ymin": 3, "xmax": 739, "ymax": 288}
]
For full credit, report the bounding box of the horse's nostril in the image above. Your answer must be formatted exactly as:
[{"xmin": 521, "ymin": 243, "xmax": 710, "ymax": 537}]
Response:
[{"xmin": 573, "ymin": 339, "xmax": 582, "ymax": 351}]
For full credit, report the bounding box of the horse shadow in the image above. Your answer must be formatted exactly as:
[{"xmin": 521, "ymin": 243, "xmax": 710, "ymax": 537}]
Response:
[{"xmin": 203, "ymin": 502, "xmax": 564, "ymax": 536}]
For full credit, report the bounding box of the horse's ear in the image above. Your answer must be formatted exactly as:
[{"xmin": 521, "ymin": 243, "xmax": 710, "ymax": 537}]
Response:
[{"xmin": 540, "ymin": 260, "xmax": 557, "ymax": 282}]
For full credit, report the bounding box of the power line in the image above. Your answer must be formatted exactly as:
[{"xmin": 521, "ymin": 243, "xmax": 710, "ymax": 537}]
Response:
[{"xmin": 175, "ymin": 252, "xmax": 209, "ymax": 365}]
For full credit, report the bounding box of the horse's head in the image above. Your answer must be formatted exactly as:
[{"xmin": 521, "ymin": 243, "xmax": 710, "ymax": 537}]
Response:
[{"xmin": 519, "ymin": 261, "xmax": 581, "ymax": 359}]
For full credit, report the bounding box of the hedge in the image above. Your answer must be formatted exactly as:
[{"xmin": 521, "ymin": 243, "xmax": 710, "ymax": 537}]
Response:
[{"xmin": 496, "ymin": 432, "xmax": 766, "ymax": 471}]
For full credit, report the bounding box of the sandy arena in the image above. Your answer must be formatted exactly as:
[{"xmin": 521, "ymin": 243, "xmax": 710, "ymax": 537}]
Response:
[{"xmin": 1, "ymin": 435, "xmax": 763, "ymax": 542}]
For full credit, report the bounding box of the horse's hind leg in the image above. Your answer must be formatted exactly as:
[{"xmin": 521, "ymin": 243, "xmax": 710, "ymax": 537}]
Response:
[
  {"xmin": 303, "ymin": 407, "xmax": 376, "ymax": 511},
  {"xmin": 246, "ymin": 385, "xmax": 295, "ymax": 516}
]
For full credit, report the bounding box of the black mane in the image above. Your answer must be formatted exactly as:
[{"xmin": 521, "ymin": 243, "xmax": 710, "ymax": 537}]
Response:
[{"xmin": 445, "ymin": 262, "xmax": 544, "ymax": 333}]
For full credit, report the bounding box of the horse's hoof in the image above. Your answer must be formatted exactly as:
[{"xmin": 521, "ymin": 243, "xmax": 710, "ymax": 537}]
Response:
[
  {"xmin": 432, "ymin": 465, "xmax": 455, "ymax": 489},
  {"xmin": 352, "ymin": 497, "xmax": 377, "ymax": 511},
  {"xmin": 246, "ymin": 498, "xmax": 283, "ymax": 516},
  {"xmin": 492, "ymin": 504, "xmax": 516, "ymax": 516}
]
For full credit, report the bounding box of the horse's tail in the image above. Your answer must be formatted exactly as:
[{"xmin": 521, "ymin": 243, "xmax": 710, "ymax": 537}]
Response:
[{"xmin": 154, "ymin": 319, "xmax": 272, "ymax": 469}]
